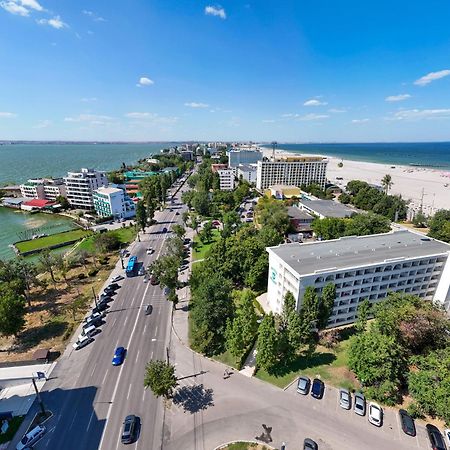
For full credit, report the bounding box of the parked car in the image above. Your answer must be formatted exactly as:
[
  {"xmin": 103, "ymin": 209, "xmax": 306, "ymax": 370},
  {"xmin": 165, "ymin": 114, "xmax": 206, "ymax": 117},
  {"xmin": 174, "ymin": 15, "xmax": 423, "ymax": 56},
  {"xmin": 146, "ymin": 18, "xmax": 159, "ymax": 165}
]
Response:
[
  {"xmin": 80, "ymin": 325, "xmax": 98, "ymax": 339},
  {"xmin": 339, "ymin": 388, "xmax": 351, "ymax": 410},
  {"xmin": 175, "ymin": 212, "xmax": 179, "ymax": 215},
  {"xmin": 426, "ymin": 424, "xmax": 447, "ymax": 450},
  {"xmin": 303, "ymin": 438, "xmax": 318, "ymax": 450},
  {"xmin": 112, "ymin": 347, "xmax": 126, "ymax": 366},
  {"xmin": 108, "ymin": 282, "xmax": 120, "ymax": 290},
  {"xmin": 121, "ymin": 415, "xmax": 138, "ymax": 444},
  {"xmin": 84, "ymin": 312, "xmax": 105, "ymax": 326},
  {"xmin": 353, "ymin": 392, "xmax": 366, "ymax": 416},
  {"xmin": 16, "ymin": 425, "xmax": 46, "ymax": 450},
  {"xmin": 443, "ymin": 429, "xmax": 450, "ymax": 447},
  {"xmin": 111, "ymin": 275, "xmax": 124, "ymax": 282},
  {"xmin": 311, "ymin": 378, "xmax": 324, "ymax": 399},
  {"xmin": 122, "ymin": 250, "xmax": 130, "ymax": 257},
  {"xmin": 72, "ymin": 335, "xmax": 93, "ymax": 350},
  {"xmin": 138, "ymin": 267, "xmax": 145, "ymax": 276},
  {"xmin": 399, "ymin": 409, "xmax": 416, "ymax": 437},
  {"xmin": 146, "ymin": 248, "xmax": 154, "ymax": 255},
  {"xmin": 150, "ymin": 275, "xmax": 159, "ymax": 285},
  {"xmin": 368, "ymin": 402, "xmax": 383, "ymax": 427},
  {"xmin": 296, "ymin": 376, "xmax": 310, "ymax": 395},
  {"xmin": 145, "ymin": 304, "xmax": 153, "ymax": 315},
  {"xmin": 162, "ymin": 227, "xmax": 167, "ymax": 233}
]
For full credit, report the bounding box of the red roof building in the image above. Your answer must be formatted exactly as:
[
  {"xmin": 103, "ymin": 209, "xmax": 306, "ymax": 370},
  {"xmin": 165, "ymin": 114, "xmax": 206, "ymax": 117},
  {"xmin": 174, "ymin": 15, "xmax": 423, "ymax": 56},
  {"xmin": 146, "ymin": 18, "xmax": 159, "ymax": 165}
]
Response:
[{"xmin": 22, "ymin": 199, "xmax": 56, "ymax": 210}]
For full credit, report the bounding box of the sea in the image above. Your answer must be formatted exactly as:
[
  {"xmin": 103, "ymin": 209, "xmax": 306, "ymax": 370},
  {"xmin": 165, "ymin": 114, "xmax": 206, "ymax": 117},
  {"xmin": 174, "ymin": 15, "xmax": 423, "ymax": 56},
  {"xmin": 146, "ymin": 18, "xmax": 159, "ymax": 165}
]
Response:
[{"xmin": 262, "ymin": 142, "xmax": 450, "ymax": 170}]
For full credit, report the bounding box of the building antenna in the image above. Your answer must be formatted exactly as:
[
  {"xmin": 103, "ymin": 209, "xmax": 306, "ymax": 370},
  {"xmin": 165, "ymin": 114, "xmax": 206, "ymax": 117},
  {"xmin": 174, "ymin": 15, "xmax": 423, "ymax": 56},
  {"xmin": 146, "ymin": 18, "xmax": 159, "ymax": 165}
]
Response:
[{"xmin": 271, "ymin": 141, "xmax": 277, "ymax": 160}]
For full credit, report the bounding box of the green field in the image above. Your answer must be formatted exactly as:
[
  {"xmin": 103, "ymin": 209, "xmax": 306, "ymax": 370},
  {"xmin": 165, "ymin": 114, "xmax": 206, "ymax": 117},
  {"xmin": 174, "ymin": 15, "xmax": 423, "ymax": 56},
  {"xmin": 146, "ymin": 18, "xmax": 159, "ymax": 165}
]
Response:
[
  {"xmin": 16, "ymin": 229, "xmax": 91, "ymax": 253},
  {"xmin": 78, "ymin": 227, "xmax": 137, "ymax": 252},
  {"xmin": 256, "ymin": 338, "xmax": 358, "ymax": 391},
  {"xmin": 192, "ymin": 229, "xmax": 220, "ymax": 261}
]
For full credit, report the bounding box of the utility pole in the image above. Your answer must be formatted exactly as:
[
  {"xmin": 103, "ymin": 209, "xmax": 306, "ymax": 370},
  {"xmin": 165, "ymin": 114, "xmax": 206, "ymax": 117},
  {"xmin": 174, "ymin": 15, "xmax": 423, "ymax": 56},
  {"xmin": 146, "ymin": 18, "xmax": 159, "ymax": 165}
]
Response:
[
  {"xmin": 92, "ymin": 286, "xmax": 98, "ymax": 308},
  {"xmin": 32, "ymin": 377, "xmax": 46, "ymax": 416}
]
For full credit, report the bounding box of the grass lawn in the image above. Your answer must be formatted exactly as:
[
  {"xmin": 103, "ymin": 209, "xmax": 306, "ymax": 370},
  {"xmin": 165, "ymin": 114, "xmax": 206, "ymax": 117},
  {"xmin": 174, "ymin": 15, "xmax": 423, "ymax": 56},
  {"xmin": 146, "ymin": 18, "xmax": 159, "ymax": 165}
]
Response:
[
  {"xmin": 220, "ymin": 443, "xmax": 272, "ymax": 450},
  {"xmin": 256, "ymin": 336, "xmax": 358, "ymax": 391},
  {"xmin": 78, "ymin": 226, "xmax": 137, "ymax": 252},
  {"xmin": 0, "ymin": 416, "xmax": 24, "ymax": 444},
  {"xmin": 213, "ymin": 349, "xmax": 240, "ymax": 370},
  {"xmin": 192, "ymin": 229, "xmax": 220, "ymax": 261},
  {"xmin": 16, "ymin": 229, "xmax": 91, "ymax": 253}
]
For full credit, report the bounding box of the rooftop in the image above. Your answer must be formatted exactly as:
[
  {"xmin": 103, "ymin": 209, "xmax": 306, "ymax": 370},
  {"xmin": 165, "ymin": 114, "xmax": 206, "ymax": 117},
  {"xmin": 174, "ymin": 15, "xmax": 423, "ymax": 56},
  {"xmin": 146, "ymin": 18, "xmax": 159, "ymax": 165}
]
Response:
[
  {"xmin": 267, "ymin": 230, "xmax": 450, "ymax": 276},
  {"xmin": 95, "ymin": 187, "xmax": 123, "ymax": 195},
  {"xmin": 237, "ymin": 164, "xmax": 257, "ymax": 172},
  {"xmin": 299, "ymin": 198, "xmax": 356, "ymax": 218},
  {"xmin": 23, "ymin": 199, "xmax": 55, "ymax": 208},
  {"xmin": 287, "ymin": 206, "xmax": 314, "ymax": 221}
]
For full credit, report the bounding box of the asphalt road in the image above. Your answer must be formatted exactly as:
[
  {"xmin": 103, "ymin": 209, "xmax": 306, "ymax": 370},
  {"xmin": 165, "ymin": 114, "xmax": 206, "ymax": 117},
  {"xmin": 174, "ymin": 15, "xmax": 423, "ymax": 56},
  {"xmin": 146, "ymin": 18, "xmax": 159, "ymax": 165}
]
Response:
[{"xmin": 32, "ymin": 188, "xmax": 188, "ymax": 450}]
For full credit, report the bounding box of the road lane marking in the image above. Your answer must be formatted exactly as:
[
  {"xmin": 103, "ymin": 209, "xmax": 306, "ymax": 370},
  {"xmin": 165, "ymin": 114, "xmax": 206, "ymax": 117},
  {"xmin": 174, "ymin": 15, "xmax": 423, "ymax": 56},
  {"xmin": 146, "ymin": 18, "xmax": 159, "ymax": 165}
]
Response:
[
  {"xmin": 151, "ymin": 338, "xmax": 157, "ymax": 342},
  {"xmin": 101, "ymin": 369, "xmax": 109, "ymax": 386},
  {"xmin": 127, "ymin": 383, "xmax": 132, "ymax": 400},
  {"xmin": 154, "ymin": 325, "xmax": 158, "ymax": 335},
  {"xmin": 90, "ymin": 361, "xmax": 97, "ymax": 378},
  {"xmin": 124, "ymin": 316, "xmax": 128, "ymax": 327},
  {"xmin": 135, "ymin": 349, "xmax": 140, "ymax": 364},
  {"xmin": 86, "ymin": 409, "xmax": 96, "ymax": 431},
  {"xmin": 143, "ymin": 323, "xmax": 147, "ymax": 334}
]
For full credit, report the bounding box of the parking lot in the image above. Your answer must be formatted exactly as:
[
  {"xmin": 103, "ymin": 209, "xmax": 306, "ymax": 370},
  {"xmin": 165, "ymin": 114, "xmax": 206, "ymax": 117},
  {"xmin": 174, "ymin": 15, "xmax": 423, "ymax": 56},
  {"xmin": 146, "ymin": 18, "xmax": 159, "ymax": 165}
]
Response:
[{"xmin": 285, "ymin": 377, "xmax": 434, "ymax": 449}]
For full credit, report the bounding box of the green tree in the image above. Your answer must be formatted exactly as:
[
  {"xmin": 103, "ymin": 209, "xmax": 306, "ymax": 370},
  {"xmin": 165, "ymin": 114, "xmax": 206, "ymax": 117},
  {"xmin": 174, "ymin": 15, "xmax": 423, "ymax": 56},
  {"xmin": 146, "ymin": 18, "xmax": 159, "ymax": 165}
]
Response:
[
  {"xmin": 381, "ymin": 174, "xmax": 393, "ymax": 194},
  {"xmin": 149, "ymin": 255, "xmax": 179, "ymax": 291},
  {"xmin": 144, "ymin": 360, "xmax": 177, "ymax": 399},
  {"xmin": 0, "ymin": 285, "xmax": 26, "ymax": 336},
  {"xmin": 312, "ymin": 217, "xmax": 346, "ymax": 240},
  {"xmin": 199, "ymin": 221, "xmax": 214, "ymax": 244},
  {"xmin": 300, "ymin": 287, "xmax": 320, "ymax": 327},
  {"xmin": 172, "ymin": 224, "xmax": 186, "ymax": 239},
  {"xmin": 136, "ymin": 200, "xmax": 148, "ymax": 233},
  {"xmin": 318, "ymin": 283, "xmax": 336, "ymax": 329},
  {"xmin": 221, "ymin": 211, "xmax": 241, "ymax": 238},
  {"xmin": 412, "ymin": 211, "xmax": 427, "ymax": 228},
  {"xmin": 256, "ymin": 313, "xmax": 278, "ymax": 371},
  {"xmin": 38, "ymin": 249, "xmax": 56, "ymax": 283},
  {"xmin": 192, "ymin": 190, "xmax": 210, "ymax": 216},
  {"xmin": 428, "ymin": 209, "xmax": 450, "ymax": 243},
  {"xmin": 93, "ymin": 232, "xmax": 120, "ymax": 253},
  {"xmin": 55, "ymin": 195, "xmax": 70, "ymax": 209},
  {"xmin": 345, "ymin": 213, "xmax": 390, "ymax": 236},
  {"xmin": 355, "ymin": 299, "xmax": 371, "ymax": 333}
]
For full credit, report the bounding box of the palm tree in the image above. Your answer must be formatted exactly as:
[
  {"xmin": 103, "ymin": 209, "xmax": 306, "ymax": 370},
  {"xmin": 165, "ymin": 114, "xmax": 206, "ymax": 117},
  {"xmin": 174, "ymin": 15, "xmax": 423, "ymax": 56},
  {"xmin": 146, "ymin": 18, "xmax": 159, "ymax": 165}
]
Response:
[{"xmin": 381, "ymin": 174, "xmax": 393, "ymax": 194}]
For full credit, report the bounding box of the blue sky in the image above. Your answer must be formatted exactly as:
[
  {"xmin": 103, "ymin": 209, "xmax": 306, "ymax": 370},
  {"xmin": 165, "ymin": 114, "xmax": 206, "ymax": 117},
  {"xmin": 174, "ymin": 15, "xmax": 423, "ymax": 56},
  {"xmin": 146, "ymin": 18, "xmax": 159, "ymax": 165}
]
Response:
[{"xmin": 1, "ymin": 0, "xmax": 450, "ymax": 142}]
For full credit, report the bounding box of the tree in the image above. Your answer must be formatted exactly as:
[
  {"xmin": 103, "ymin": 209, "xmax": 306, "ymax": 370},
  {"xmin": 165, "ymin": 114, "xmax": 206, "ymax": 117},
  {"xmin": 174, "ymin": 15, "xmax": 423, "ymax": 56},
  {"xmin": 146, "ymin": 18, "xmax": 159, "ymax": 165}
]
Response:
[
  {"xmin": 412, "ymin": 211, "xmax": 427, "ymax": 228},
  {"xmin": 345, "ymin": 213, "xmax": 390, "ymax": 236},
  {"xmin": 144, "ymin": 360, "xmax": 177, "ymax": 399},
  {"xmin": 149, "ymin": 255, "xmax": 179, "ymax": 291},
  {"xmin": 408, "ymin": 347, "xmax": 450, "ymax": 424},
  {"xmin": 192, "ymin": 190, "xmax": 210, "ymax": 216},
  {"xmin": 172, "ymin": 224, "xmax": 186, "ymax": 240},
  {"xmin": 38, "ymin": 249, "xmax": 56, "ymax": 283},
  {"xmin": 93, "ymin": 232, "xmax": 120, "ymax": 253},
  {"xmin": 381, "ymin": 174, "xmax": 393, "ymax": 194},
  {"xmin": 300, "ymin": 287, "xmax": 320, "ymax": 327},
  {"xmin": 318, "ymin": 283, "xmax": 336, "ymax": 329},
  {"xmin": 56, "ymin": 195, "xmax": 70, "ymax": 209},
  {"xmin": 428, "ymin": 209, "xmax": 450, "ymax": 243},
  {"xmin": 312, "ymin": 217, "xmax": 346, "ymax": 240},
  {"xmin": 136, "ymin": 201, "xmax": 147, "ymax": 233},
  {"xmin": 0, "ymin": 285, "xmax": 26, "ymax": 336},
  {"xmin": 199, "ymin": 221, "xmax": 213, "ymax": 244},
  {"xmin": 256, "ymin": 313, "xmax": 278, "ymax": 371},
  {"xmin": 221, "ymin": 211, "xmax": 241, "ymax": 238},
  {"xmin": 348, "ymin": 330, "xmax": 405, "ymax": 404},
  {"xmin": 355, "ymin": 299, "xmax": 370, "ymax": 333}
]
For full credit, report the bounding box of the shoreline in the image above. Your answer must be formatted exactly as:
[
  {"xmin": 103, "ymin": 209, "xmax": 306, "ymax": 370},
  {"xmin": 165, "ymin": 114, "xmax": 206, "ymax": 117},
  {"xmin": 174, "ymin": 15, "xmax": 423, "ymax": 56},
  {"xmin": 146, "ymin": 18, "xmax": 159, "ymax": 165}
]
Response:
[{"xmin": 260, "ymin": 147, "xmax": 450, "ymax": 215}]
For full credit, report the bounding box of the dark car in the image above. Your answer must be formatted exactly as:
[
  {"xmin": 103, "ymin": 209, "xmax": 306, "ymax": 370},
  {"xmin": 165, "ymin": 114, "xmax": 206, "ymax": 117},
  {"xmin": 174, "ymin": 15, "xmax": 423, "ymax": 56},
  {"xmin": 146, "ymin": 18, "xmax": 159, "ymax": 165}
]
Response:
[
  {"xmin": 426, "ymin": 424, "xmax": 446, "ymax": 450},
  {"xmin": 150, "ymin": 275, "xmax": 159, "ymax": 285},
  {"xmin": 121, "ymin": 415, "xmax": 138, "ymax": 444},
  {"xmin": 311, "ymin": 378, "xmax": 324, "ymax": 399},
  {"xmin": 162, "ymin": 227, "xmax": 167, "ymax": 233},
  {"xmin": 145, "ymin": 304, "xmax": 153, "ymax": 315},
  {"xmin": 176, "ymin": 212, "xmax": 180, "ymax": 215},
  {"xmin": 99, "ymin": 293, "xmax": 112, "ymax": 302},
  {"xmin": 354, "ymin": 392, "xmax": 366, "ymax": 416},
  {"xmin": 108, "ymin": 282, "xmax": 120, "ymax": 290},
  {"xmin": 399, "ymin": 409, "xmax": 416, "ymax": 437},
  {"xmin": 112, "ymin": 346, "xmax": 126, "ymax": 366},
  {"xmin": 304, "ymin": 438, "xmax": 318, "ymax": 450},
  {"xmin": 92, "ymin": 302, "xmax": 108, "ymax": 314},
  {"xmin": 296, "ymin": 376, "xmax": 310, "ymax": 395}
]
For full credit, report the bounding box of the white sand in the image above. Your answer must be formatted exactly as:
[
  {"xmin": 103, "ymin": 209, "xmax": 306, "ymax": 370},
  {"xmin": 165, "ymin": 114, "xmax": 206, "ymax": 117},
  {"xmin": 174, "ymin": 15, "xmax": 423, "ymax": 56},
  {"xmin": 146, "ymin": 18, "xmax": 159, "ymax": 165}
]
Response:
[{"xmin": 260, "ymin": 148, "xmax": 450, "ymax": 215}]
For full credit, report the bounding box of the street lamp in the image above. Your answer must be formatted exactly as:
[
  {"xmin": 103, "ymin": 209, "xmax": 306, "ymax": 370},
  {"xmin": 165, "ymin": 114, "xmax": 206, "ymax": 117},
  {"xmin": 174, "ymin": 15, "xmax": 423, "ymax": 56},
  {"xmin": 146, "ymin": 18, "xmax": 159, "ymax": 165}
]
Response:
[{"xmin": 32, "ymin": 372, "xmax": 47, "ymax": 416}]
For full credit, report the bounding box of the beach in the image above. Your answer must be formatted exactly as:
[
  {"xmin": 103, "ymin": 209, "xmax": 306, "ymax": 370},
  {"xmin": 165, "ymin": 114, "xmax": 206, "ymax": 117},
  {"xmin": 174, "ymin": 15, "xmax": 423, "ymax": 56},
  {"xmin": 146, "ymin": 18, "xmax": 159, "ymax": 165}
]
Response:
[{"xmin": 261, "ymin": 148, "xmax": 450, "ymax": 215}]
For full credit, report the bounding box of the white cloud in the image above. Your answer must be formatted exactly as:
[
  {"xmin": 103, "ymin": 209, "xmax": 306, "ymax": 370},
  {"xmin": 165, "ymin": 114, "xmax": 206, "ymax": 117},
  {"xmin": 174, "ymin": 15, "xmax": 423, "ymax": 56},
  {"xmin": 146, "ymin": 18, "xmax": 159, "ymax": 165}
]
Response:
[
  {"xmin": 37, "ymin": 16, "xmax": 68, "ymax": 29},
  {"xmin": 328, "ymin": 108, "xmax": 347, "ymax": 113},
  {"xmin": 0, "ymin": 112, "xmax": 17, "ymax": 118},
  {"xmin": 125, "ymin": 112, "xmax": 156, "ymax": 119},
  {"xmin": 82, "ymin": 9, "xmax": 106, "ymax": 22},
  {"xmin": 297, "ymin": 113, "xmax": 329, "ymax": 121},
  {"xmin": 281, "ymin": 113, "xmax": 295, "ymax": 118},
  {"xmin": 351, "ymin": 118, "xmax": 370, "ymax": 123},
  {"xmin": 33, "ymin": 119, "xmax": 52, "ymax": 129},
  {"xmin": 414, "ymin": 69, "xmax": 450, "ymax": 86},
  {"xmin": 303, "ymin": 99, "xmax": 328, "ymax": 107},
  {"xmin": 0, "ymin": 1, "xmax": 29, "ymax": 15},
  {"xmin": 388, "ymin": 109, "xmax": 450, "ymax": 121},
  {"xmin": 184, "ymin": 102, "xmax": 209, "ymax": 108},
  {"xmin": 125, "ymin": 112, "xmax": 178, "ymax": 125},
  {"xmin": 262, "ymin": 119, "xmax": 276, "ymax": 123},
  {"xmin": 64, "ymin": 114, "xmax": 113, "ymax": 123},
  {"xmin": 80, "ymin": 97, "xmax": 98, "ymax": 103},
  {"xmin": 385, "ymin": 94, "xmax": 411, "ymax": 102},
  {"xmin": 204, "ymin": 5, "xmax": 226, "ymax": 19},
  {"xmin": 137, "ymin": 77, "xmax": 154, "ymax": 87},
  {"xmin": 20, "ymin": 0, "xmax": 42, "ymax": 10}
]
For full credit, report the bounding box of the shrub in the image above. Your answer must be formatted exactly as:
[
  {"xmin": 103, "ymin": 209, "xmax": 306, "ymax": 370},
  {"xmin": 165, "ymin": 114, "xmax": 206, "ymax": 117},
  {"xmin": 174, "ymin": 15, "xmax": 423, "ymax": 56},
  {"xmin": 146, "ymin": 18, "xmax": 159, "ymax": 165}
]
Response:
[
  {"xmin": 77, "ymin": 273, "xmax": 87, "ymax": 280},
  {"xmin": 88, "ymin": 269, "xmax": 99, "ymax": 277}
]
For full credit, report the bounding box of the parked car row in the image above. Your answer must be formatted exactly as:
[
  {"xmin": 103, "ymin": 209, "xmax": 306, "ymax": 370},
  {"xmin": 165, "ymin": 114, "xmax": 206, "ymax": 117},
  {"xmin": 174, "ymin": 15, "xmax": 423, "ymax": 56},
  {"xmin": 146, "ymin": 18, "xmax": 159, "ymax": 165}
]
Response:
[
  {"xmin": 296, "ymin": 375, "xmax": 450, "ymax": 448},
  {"xmin": 72, "ymin": 279, "xmax": 122, "ymax": 350}
]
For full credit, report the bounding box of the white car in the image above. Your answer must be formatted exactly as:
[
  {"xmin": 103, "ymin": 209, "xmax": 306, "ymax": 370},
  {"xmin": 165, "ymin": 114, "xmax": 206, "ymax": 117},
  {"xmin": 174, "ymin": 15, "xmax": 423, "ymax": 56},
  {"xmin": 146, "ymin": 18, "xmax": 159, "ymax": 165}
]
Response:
[
  {"xmin": 444, "ymin": 429, "xmax": 450, "ymax": 447},
  {"xmin": 368, "ymin": 402, "xmax": 383, "ymax": 427},
  {"xmin": 16, "ymin": 425, "xmax": 46, "ymax": 450},
  {"xmin": 72, "ymin": 334, "xmax": 93, "ymax": 350},
  {"xmin": 146, "ymin": 248, "xmax": 154, "ymax": 255},
  {"xmin": 111, "ymin": 275, "xmax": 124, "ymax": 282}
]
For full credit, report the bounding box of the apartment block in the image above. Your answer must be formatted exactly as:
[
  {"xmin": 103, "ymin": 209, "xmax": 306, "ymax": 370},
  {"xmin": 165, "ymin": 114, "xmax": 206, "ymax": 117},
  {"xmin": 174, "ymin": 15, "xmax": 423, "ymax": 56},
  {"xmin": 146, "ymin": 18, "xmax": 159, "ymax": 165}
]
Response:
[
  {"xmin": 64, "ymin": 168, "xmax": 108, "ymax": 209},
  {"xmin": 256, "ymin": 156, "xmax": 328, "ymax": 190},
  {"xmin": 236, "ymin": 164, "xmax": 257, "ymax": 184},
  {"xmin": 93, "ymin": 186, "xmax": 136, "ymax": 219},
  {"xmin": 20, "ymin": 178, "xmax": 66, "ymax": 201},
  {"xmin": 217, "ymin": 168, "xmax": 235, "ymax": 191},
  {"xmin": 266, "ymin": 230, "xmax": 450, "ymax": 328},
  {"xmin": 227, "ymin": 149, "xmax": 263, "ymax": 171}
]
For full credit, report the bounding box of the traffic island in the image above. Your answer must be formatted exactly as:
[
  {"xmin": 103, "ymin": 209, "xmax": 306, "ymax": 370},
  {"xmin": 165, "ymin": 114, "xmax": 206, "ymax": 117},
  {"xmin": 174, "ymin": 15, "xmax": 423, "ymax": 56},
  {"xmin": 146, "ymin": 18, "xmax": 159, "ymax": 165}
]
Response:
[{"xmin": 215, "ymin": 442, "xmax": 275, "ymax": 450}]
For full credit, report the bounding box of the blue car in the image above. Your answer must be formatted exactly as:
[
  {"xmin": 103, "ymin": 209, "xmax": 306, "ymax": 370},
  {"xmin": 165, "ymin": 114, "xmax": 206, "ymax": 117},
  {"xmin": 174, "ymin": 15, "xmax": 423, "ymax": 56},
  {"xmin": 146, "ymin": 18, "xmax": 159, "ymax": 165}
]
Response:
[{"xmin": 112, "ymin": 347, "xmax": 126, "ymax": 366}]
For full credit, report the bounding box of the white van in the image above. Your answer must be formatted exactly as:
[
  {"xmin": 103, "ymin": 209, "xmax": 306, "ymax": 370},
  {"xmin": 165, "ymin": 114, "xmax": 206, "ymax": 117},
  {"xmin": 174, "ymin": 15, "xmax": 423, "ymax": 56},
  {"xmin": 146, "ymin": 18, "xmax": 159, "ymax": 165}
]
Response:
[
  {"xmin": 16, "ymin": 425, "xmax": 46, "ymax": 450},
  {"xmin": 79, "ymin": 325, "xmax": 97, "ymax": 340},
  {"xmin": 72, "ymin": 334, "xmax": 93, "ymax": 350}
]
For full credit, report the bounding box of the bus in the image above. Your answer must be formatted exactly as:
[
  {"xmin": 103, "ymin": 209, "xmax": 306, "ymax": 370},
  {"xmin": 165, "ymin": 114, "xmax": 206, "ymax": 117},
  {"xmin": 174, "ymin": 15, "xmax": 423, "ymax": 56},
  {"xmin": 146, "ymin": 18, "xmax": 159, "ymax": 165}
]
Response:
[{"xmin": 125, "ymin": 256, "xmax": 138, "ymax": 277}]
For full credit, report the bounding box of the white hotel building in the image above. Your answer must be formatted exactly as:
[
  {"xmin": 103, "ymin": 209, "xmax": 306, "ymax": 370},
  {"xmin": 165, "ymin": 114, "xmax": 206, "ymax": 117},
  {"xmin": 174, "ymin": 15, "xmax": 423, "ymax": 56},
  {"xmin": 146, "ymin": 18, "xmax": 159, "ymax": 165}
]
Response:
[
  {"xmin": 217, "ymin": 168, "xmax": 235, "ymax": 191},
  {"xmin": 256, "ymin": 155, "xmax": 328, "ymax": 190},
  {"xmin": 20, "ymin": 178, "xmax": 67, "ymax": 201},
  {"xmin": 93, "ymin": 186, "xmax": 136, "ymax": 219},
  {"xmin": 266, "ymin": 230, "xmax": 450, "ymax": 328},
  {"xmin": 64, "ymin": 168, "xmax": 108, "ymax": 209}
]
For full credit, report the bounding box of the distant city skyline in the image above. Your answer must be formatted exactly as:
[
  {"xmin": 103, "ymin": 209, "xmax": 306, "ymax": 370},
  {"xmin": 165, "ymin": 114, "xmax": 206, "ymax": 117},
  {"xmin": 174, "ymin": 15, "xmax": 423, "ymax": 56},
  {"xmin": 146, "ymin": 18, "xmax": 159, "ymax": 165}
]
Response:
[{"xmin": 1, "ymin": 0, "xmax": 450, "ymax": 142}]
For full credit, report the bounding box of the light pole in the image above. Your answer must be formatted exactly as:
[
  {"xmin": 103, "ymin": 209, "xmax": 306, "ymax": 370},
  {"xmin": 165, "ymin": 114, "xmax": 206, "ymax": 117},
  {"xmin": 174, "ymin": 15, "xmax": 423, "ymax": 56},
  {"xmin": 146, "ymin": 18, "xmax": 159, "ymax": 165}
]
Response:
[
  {"xmin": 32, "ymin": 373, "xmax": 47, "ymax": 416},
  {"xmin": 92, "ymin": 286, "xmax": 98, "ymax": 308}
]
